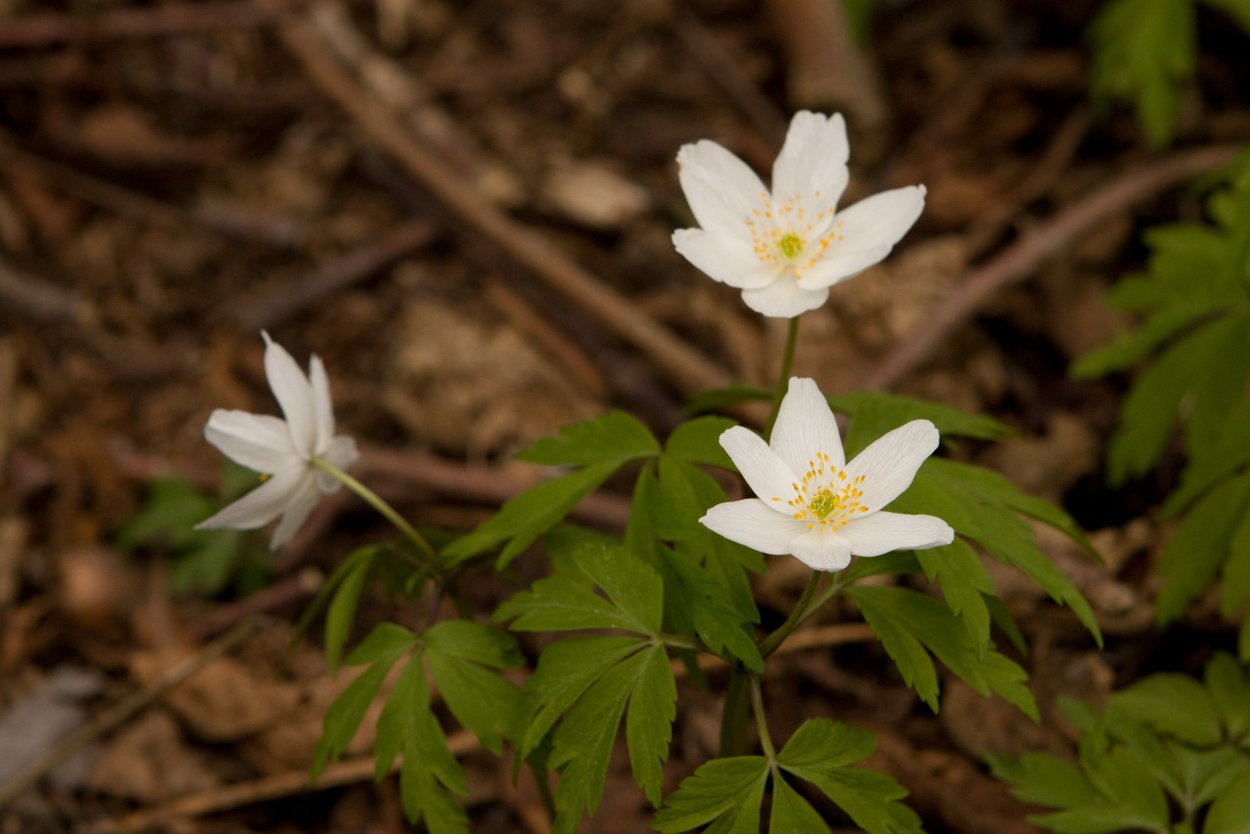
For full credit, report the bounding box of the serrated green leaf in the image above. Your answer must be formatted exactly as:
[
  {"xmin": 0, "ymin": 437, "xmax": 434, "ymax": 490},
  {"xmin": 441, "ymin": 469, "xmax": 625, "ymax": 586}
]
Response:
[
  {"xmin": 443, "ymin": 461, "xmax": 621, "ymax": 567},
  {"xmin": 681, "ymin": 383, "xmax": 771, "ymax": 416},
  {"xmin": 519, "ymin": 636, "xmax": 646, "ymax": 755},
  {"xmin": 779, "ymin": 737, "xmax": 922, "ymax": 834},
  {"xmin": 917, "ymin": 539, "xmax": 995, "ymax": 656},
  {"xmin": 1156, "ymin": 472, "xmax": 1250, "ymax": 622},
  {"xmin": 1073, "ymin": 304, "xmax": 1222, "ymax": 378},
  {"xmin": 1108, "ymin": 674, "xmax": 1223, "ymax": 746},
  {"xmin": 627, "ymin": 645, "xmax": 677, "ymax": 806},
  {"xmin": 829, "ymin": 390, "xmax": 1010, "ymax": 453},
  {"xmin": 424, "ymin": 619, "xmax": 522, "ymax": 668},
  {"xmin": 325, "ymin": 549, "xmax": 374, "ymax": 672},
  {"xmin": 424, "ymin": 620, "xmax": 522, "ymax": 753},
  {"xmin": 1206, "ymin": 769, "xmax": 1250, "ymax": 834},
  {"xmin": 665, "ymin": 416, "xmax": 737, "ymax": 469},
  {"xmin": 985, "ymin": 593, "xmax": 1029, "ymax": 655},
  {"xmin": 518, "ymin": 410, "xmax": 659, "ymax": 466},
  {"xmin": 987, "ymin": 752, "xmax": 1100, "ymax": 809},
  {"xmin": 850, "ymin": 586, "xmax": 1038, "ymax": 719},
  {"xmin": 770, "ymin": 775, "xmax": 833, "ymax": 833},
  {"xmin": 652, "ymin": 756, "xmax": 769, "ymax": 833},
  {"xmin": 550, "ymin": 649, "xmax": 649, "ymax": 833},
  {"xmin": 344, "ymin": 622, "xmax": 419, "ymax": 666},
  {"xmin": 1088, "ymin": 0, "xmax": 1194, "ymax": 147}
]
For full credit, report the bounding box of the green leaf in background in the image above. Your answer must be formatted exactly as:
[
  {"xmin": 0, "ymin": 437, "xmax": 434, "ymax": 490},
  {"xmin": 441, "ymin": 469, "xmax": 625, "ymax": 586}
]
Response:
[
  {"xmin": 1107, "ymin": 673, "xmax": 1222, "ymax": 747},
  {"xmin": 680, "ymin": 383, "xmax": 771, "ymax": 416},
  {"xmin": 1088, "ymin": 0, "xmax": 1195, "ymax": 147},
  {"xmin": 777, "ymin": 719, "xmax": 923, "ymax": 834},
  {"xmin": 1155, "ymin": 471, "xmax": 1250, "ymax": 623},
  {"xmin": 664, "ymin": 415, "xmax": 737, "ymax": 469},
  {"xmin": 850, "ymin": 586, "xmax": 1038, "ymax": 719},
  {"xmin": 518, "ymin": 410, "xmax": 659, "ymax": 467},
  {"xmin": 829, "ymin": 390, "xmax": 1011, "ymax": 455},
  {"xmin": 1206, "ymin": 770, "xmax": 1250, "ymax": 834},
  {"xmin": 424, "ymin": 620, "xmax": 523, "ymax": 753},
  {"xmin": 1204, "ymin": 652, "xmax": 1250, "ymax": 739},
  {"xmin": 652, "ymin": 756, "xmax": 769, "ymax": 833},
  {"xmin": 323, "ymin": 546, "xmax": 378, "ymax": 671}
]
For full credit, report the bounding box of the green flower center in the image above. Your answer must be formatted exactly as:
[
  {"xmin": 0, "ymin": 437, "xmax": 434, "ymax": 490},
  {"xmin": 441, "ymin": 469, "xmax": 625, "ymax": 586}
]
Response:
[
  {"xmin": 778, "ymin": 232, "xmax": 804, "ymax": 259},
  {"xmin": 808, "ymin": 489, "xmax": 839, "ymax": 519}
]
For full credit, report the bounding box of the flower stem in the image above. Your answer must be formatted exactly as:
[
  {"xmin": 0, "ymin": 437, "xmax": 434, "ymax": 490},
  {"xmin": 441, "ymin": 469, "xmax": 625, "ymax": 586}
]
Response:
[
  {"xmin": 765, "ymin": 316, "xmax": 801, "ymax": 437},
  {"xmin": 757, "ymin": 570, "xmax": 824, "ymax": 659},
  {"xmin": 719, "ymin": 671, "xmax": 751, "ymax": 757},
  {"xmin": 749, "ymin": 674, "xmax": 776, "ymax": 761},
  {"xmin": 312, "ymin": 458, "xmax": 442, "ymax": 572}
]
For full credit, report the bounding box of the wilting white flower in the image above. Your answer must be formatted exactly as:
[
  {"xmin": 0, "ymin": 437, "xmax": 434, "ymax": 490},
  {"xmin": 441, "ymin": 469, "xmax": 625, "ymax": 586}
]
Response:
[
  {"xmin": 701, "ymin": 378, "xmax": 952, "ymax": 571},
  {"xmin": 672, "ymin": 111, "xmax": 925, "ymax": 318},
  {"xmin": 197, "ymin": 333, "xmax": 358, "ymax": 549}
]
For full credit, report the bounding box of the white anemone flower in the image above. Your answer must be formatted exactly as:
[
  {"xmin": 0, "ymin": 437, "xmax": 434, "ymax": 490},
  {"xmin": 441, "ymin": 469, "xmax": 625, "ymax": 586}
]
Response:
[
  {"xmin": 672, "ymin": 111, "xmax": 926, "ymax": 318},
  {"xmin": 701, "ymin": 378, "xmax": 953, "ymax": 571},
  {"xmin": 197, "ymin": 332, "xmax": 359, "ymax": 549}
]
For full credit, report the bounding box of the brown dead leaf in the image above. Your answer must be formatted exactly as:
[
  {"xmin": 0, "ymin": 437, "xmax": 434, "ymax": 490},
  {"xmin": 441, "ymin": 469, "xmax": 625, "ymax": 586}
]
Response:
[{"xmin": 87, "ymin": 710, "xmax": 219, "ymax": 802}]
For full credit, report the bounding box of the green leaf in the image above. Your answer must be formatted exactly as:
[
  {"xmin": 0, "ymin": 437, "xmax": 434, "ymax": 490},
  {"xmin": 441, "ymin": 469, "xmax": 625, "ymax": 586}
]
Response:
[
  {"xmin": 770, "ymin": 776, "xmax": 833, "ymax": 834},
  {"xmin": 1156, "ymin": 472, "xmax": 1250, "ymax": 623},
  {"xmin": 665, "ymin": 416, "xmax": 737, "ymax": 469},
  {"xmin": 313, "ymin": 625, "xmax": 417, "ymax": 777},
  {"xmin": 1073, "ymin": 304, "xmax": 1223, "ymax": 378},
  {"xmin": 443, "ymin": 461, "xmax": 622, "ymax": 567},
  {"xmin": 519, "ymin": 636, "xmax": 646, "ymax": 756},
  {"xmin": 1220, "ymin": 504, "xmax": 1250, "ymax": 617},
  {"xmin": 1165, "ymin": 406, "xmax": 1250, "ymax": 516},
  {"xmin": 324, "ymin": 547, "xmax": 375, "ymax": 672},
  {"xmin": 987, "ymin": 752, "xmax": 1100, "ymax": 809},
  {"xmin": 681, "ymin": 383, "xmax": 771, "ymax": 416},
  {"xmin": 1206, "ymin": 770, "xmax": 1250, "ymax": 834},
  {"xmin": 495, "ymin": 542, "xmax": 663, "ymax": 635},
  {"xmin": 518, "ymin": 410, "xmax": 659, "ymax": 467},
  {"xmin": 424, "ymin": 620, "xmax": 523, "ymax": 753},
  {"xmin": 850, "ymin": 586, "xmax": 1038, "ymax": 719},
  {"xmin": 549, "ymin": 649, "xmax": 649, "ymax": 833},
  {"xmin": 652, "ymin": 757, "xmax": 769, "ymax": 833},
  {"xmin": 779, "ymin": 721, "xmax": 922, "ymax": 834},
  {"xmin": 829, "ymin": 390, "xmax": 1010, "ymax": 454},
  {"xmin": 1088, "ymin": 0, "xmax": 1195, "ymax": 147},
  {"xmin": 626, "ymin": 645, "xmax": 677, "ymax": 806},
  {"xmin": 1204, "ymin": 653, "xmax": 1250, "ymax": 739},
  {"xmin": 917, "ymin": 539, "xmax": 995, "ymax": 656},
  {"xmin": 1108, "ymin": 674, "xmax": 1223, "ymax": 747}
]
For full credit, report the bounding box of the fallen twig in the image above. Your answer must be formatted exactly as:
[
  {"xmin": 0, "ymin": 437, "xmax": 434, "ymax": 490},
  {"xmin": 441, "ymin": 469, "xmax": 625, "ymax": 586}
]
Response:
[
  {"xmin": 0, "ymin": 255, "xmax": 96, "ymax": 326},
  {"xmin": 863, "ymin": 144, "xmax": 1243, "ymax": 390}
]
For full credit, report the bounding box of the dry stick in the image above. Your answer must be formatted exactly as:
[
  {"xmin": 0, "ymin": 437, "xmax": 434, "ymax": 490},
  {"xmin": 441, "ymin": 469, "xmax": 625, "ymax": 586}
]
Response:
[
  {"xmin": 273, "ymin": 13, "xmax": 732, "ymax": 395},
  {"xmin": 235, "ymin": 217, "xmax": 439, "ymax": 330},
  {"xmin": 862, "ymin": 144, "xmax": 1243, "ymax": 391},
  {"xmin": 0, "ymin": 256, "xmax": 95, "ymax": 325},
  {"xmin": 0, "ymin": 621, "xmax": 254, "ymax": 811},
  {"xmin": 0, "ymin": 0, "xmax": 299, "ymax": 48}
]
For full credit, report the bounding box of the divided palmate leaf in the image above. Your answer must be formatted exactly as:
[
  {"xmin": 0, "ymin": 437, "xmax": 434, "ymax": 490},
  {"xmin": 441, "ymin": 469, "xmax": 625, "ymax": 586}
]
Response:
[
  {"xmin": 518, "ymin": 410, "xmax": 661, "ymax": 467},
  {"xmin": 651, "ymin": 756, "xmax": 769, "ymax": 833},
  {"xmin": 423, "ymin": 620, "xmax": 523, "ymax": 753}
]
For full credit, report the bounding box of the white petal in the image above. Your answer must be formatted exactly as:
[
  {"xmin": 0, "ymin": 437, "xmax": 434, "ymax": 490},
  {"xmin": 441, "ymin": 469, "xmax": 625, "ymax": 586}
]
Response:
[
  {"xmin": 269, "ymin": 470, "xmax": 323, "ymax": 549},
  {"xmin": 672, "ymin": 228, "xmax": 777, "ymax": 289},
  {"xmin": 845, "ymin": 419, "xmax": 940, "ymax": 511},
  {"xmin": 195, "ymin": 464, "xmax": 308, "ymax": 533},
  {"xmin": 790, "ymin": 529, "xmax": 853, "ymax": 571},
  {"xmin": 795, "ymin": 185, "xmax": 925, "ymax": 290},
  {"xmin": 676, "ymin": 140, "xmax": 768, "ymax": 239},
  {"xmin": 740, "ymin": 276, "xmax": 829, "ymax": 318},
  {"xmin": 309, "ymin": 354, "xmax": 335, "ymax": 455},
  {"xmin": 794, "ymin": 244, "xmax": 890, "ymax": 290},
  {"xmin": 314, "ymin": 435, "xmax": 359, "ymax": 492},
  {"xmin": 262, "ymin": 332, "xmax": 317, "ymax": 458},
  {"xmin": 700, "ymin": 499, "xmax": 806, "ymax": 555},
  {"xmin": 771, "ymin": 112, "xmax": 849, "ymax": 220},
  {"xmin": 719, "ymin": 426, "xmax": 798, "ymax": 503},
  {"xmin": 839, "ymin": 511, "xmax": 954, "ymax": 557},
  {"xmin": 204, "ymin": 409, "xmax": 298, "ymax": 474},
  {"xmin": 769, "ymin": 378, "xmax": 845, "ymax": 475}
]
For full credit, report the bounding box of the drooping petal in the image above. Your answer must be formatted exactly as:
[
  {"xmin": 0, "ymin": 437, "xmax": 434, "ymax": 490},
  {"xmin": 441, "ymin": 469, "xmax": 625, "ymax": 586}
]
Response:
[
  {"xmin": 839, "ymin": 511, "xmax": 954, "ymax": 557},
  {"xmin": 672, "ymin": 228, "xmax": 778, "ymax": 289},
  {"xmin": 676, "ymin": 140, "xmax": 769, "ymax": 239},
  {"xmin": 789, "ymin": 529, "xmax": 853, "ymax": 571},
  {"xmin": 309, "ymin": 354, "xmax": 335, "ymax": 455},
  {"xmin": 700, "ymin": 499, "xmax": 806, "ymax": 555},
  {"xmin": 314, "ymin": 435, "xmax": 359, "ymax": 492},
  {"xmin": 845, "ymin": 419, "xmax": 939, "ymax": 512},
  {"xmin": 770, "ymin": 377, "xmax": 845, "ymax": 475},
  {"xmin": 204, "ymin": 409, "xmax": 298, "ymax": 474},
  {"xmin": 262, "ymin": 332, "xmax": 318, "ymax": 458},
  {"xmin": 194, "ymin": 464, "xmax": 307, "ymax": 533},
  {"xmin": 269, "ymin": 469, "xmax": 323, "ymax": 549},
  {"xmin": 771, "ymin": 111, "xmax": 849, "ymax": 221},
  {"xmin": 740, "ymin": 277, "xmax": 829, "ymax": 318},
  {"xmin": 719, "ymin": 427, "xmax": 798, "ymax": 504}
]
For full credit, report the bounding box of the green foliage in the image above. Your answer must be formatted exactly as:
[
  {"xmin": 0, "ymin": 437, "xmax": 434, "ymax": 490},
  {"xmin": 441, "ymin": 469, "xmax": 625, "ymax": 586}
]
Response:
[
  {"xmin": 443, "ymin": 411, "xmax": 660, "ymax": 567},
  {"xmin": 1076, "ymin": 159, "xmax": 1250, "ymax": 645},
  {"xmin": 990, "ymin": 653, "xmax": 1250, "ymax": 834},
  {"xmin": 117, "ymin": 469, "xmax": 259, "ymax": 596},
  {"xmin": 312, "ymin": 620, "xmax": 522, "ymax": 832},
  {"xmin": 828, "ymin": 390, "xmax": 1011, "ymax": 453},
  {"xmin": 653, "ymin": 719, "xmax": 921, "ymax": 834}
]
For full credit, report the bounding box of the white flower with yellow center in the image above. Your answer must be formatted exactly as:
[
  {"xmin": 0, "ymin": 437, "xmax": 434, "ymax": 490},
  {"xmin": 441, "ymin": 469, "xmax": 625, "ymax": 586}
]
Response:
[
  {"xmin": 701, "ymin": 377, "xmax": 953, "ymax": 570},
  {"xmin": 197, "ymin": 332, "xmax": 358, "ymax": 549},
  {"xmin": 672, "ymin": 111, "xmax": 926, "ymax": 318}
]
